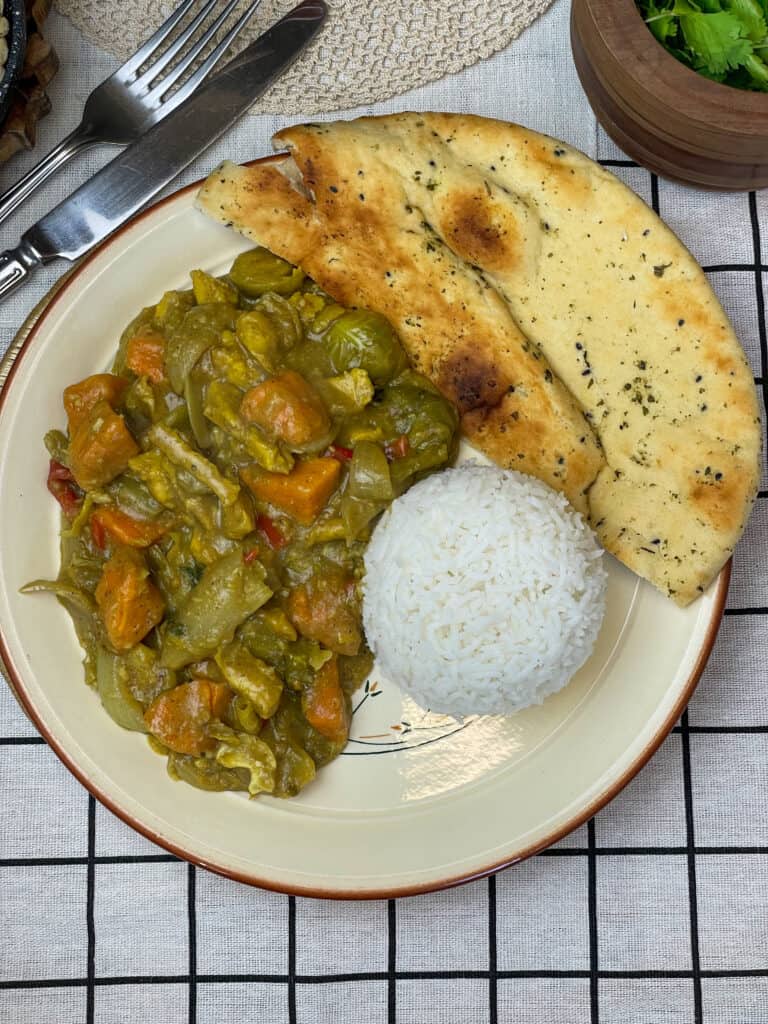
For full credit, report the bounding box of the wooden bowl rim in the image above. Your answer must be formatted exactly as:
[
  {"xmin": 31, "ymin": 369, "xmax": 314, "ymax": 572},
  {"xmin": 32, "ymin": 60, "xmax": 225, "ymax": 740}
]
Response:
[{"xmin": 586, "ymin": 0, "xmax": 768, "ymax": 125}]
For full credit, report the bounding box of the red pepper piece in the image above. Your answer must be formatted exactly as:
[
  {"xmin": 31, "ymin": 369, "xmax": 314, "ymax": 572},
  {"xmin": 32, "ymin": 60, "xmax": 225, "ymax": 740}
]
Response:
[
  {"xmin": 48, "ymin": 460, "xmax": 74, "ymax": 481},
  {"xmin": 256, "ymin": 514, "xmax": 287, "ymax": 550},
  {"xmin": 328, "ymin": 444, "xmax": 353, "ymax": 463},
  {"xmin": 385, "ymin": 435, "xmax": 410, "ymax": 461},
  {"xmin": 243, "ymin": 546, "xmax": 261, "ymax": 564},
  {"xmin": 46, "ymin": 460, "xmax": 83, "ymax": 518},
  {"xmin": 90, "ymin": 514, "xmax": 107, "ymax": 551}
]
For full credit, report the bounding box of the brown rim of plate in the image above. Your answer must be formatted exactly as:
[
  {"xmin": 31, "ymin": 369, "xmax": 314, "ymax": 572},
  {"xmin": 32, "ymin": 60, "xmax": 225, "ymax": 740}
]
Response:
[{"xmin": 0, "ymin": 171, "xmax": 732, "ymax": 900}]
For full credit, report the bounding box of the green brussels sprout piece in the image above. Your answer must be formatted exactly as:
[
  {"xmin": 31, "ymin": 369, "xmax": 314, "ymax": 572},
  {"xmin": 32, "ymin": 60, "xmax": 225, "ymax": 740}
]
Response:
[
  {"xmin": 190, "ymin": 269, "xmax": 238, "ymax": 307},
  {"xmin": 229, "ymin": 248, "xmax": 305, "ymax": 298},
  {"xmin": 323, "ymin": 310, "xmax": 409, "ymax": 385}
]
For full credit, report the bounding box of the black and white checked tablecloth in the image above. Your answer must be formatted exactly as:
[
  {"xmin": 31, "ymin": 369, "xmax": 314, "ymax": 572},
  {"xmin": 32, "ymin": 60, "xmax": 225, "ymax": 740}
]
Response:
[{"xmin": 1, "ymin": 4, "xmax": 767, "ymax": 1022}]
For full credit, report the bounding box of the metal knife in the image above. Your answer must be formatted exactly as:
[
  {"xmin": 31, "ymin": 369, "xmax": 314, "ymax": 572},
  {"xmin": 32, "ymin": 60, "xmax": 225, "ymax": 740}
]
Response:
[{"xmin": 0, "ymin": 0, "xmax": 326, "ymax": 304}]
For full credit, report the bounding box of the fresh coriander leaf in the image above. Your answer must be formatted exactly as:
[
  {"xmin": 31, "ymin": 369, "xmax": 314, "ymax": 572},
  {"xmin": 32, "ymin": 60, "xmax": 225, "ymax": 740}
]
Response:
[
  {"xmin": 680, "ymin": 11, "xmax": 753, "ymax": 73},
  {"xmin": 695, "ymin": 63, "xmax": 730, "ymax": 77},
  {"xmin": 723, "ymin": 0, "xmax": 768, "ymax": 41},
  {"xmin": 645, "ymin": 1, "xmax": 679, "ymax": 42}
]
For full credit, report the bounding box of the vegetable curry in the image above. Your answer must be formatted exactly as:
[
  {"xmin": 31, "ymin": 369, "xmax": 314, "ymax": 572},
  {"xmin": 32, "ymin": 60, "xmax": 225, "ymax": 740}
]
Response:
[{"xmin": 25, "ymin": 248, "xmax": 458, "ymax": 799}]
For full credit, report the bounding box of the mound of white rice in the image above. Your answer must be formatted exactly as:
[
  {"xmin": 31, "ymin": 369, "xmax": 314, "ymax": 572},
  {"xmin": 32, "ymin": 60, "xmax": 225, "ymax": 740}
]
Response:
[{"xmin": 362, "ymin": 464, "xmax": 607, "ymax": 716}]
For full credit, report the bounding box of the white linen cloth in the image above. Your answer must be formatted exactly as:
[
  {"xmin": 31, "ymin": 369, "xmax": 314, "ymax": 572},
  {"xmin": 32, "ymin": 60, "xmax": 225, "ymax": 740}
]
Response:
[{"xmin": 1, "ymin": 4, "xmax": 767, "ymax": 1021}]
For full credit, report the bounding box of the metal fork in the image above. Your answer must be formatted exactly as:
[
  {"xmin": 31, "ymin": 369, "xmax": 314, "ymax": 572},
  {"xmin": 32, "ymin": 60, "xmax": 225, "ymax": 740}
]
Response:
[{"xmin": 0, "ymin": 0, "xmax": 263, "ymax": 226}]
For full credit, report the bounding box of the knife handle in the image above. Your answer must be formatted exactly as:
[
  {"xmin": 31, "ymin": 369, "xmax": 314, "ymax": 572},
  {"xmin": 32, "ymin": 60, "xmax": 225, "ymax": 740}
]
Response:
[{"xmin": 0, "ymin": 244, "xmax": 41, "ymax": 305}]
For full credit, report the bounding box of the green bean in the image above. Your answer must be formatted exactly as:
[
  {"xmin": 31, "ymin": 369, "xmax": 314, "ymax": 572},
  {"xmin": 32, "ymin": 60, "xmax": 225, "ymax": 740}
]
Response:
[
  {"xmin": 160, "ymin": 547, "xmax": 273, "ymax": 669},
  {"xmin": 348, "ymin": 441, "xmax": 394, "ymax": 501},
  {"xmin": 146, "ymin": 423, "xmax": 240, "ymax": 506},
  {"xmin": 184, "ymin": 370, "xmax": 211, "ymax": 449},
  {"xmin": 129, "ymin": 451, "xmax": 184, "ymax": 510},
  {"xmin": 106, "ymin": 473, "xmax": 164, "ymax": 519},
  {"xmin": 304, "ymin": 517, "xmax": 347, "ymax": 546},
  {"xmin": 21, "ymin": 579, "xmax": 105, "ymax": 675},
  {"xmin": 60, "ymin": 540, "xmax": 104, "ymax": 594},
  {"xmin": 96, "ymin": 647, "xmax": 148, "ymax": 732},
  {"xmin": 340, "ymin": 492, "xmax": 386, "ymax": 541},
  {"xmin": 61, "ymin": 492, "xmax": 100, "ymax": 540},
  {"xmin": 220, "ymin": 493, "xmax": 255, "ymax": 540},
  {"xmin": 185, "ymin": 495, "xmax": 219, "ymax": 531},
  {"xmin": 21, "ymin": 577, "xmax": 98, "ymax": 613},
  {"xmin": 44, "ymin": 429, "xmax": 69, "ymax": 465}
]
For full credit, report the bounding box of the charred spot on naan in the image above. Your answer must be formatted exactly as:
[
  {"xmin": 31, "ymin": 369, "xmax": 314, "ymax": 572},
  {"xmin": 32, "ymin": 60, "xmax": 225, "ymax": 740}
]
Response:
[
  {"xmin": 433, "ymin": 188, "xmax": 518, "ymax": 273},
  {"xmin": 436, "ymin": 348, "xmax": 510, "ymax": 414}
]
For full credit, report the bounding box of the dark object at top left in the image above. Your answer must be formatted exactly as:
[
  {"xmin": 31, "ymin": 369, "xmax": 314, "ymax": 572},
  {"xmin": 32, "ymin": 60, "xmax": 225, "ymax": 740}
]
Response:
[
  {"xmin": 0, "ymin": 0, "xmax": 28, "ymax": 126},
  {"xmin": 0, "ymin": 0, "xmax": 58, "ymax": 165}
]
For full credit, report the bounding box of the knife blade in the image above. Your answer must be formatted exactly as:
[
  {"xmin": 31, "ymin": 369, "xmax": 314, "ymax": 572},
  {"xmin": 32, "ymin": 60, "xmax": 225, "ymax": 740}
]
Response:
[{"xmin": 0, "ymin": 0, "xmax": 326, "ymax": 304}]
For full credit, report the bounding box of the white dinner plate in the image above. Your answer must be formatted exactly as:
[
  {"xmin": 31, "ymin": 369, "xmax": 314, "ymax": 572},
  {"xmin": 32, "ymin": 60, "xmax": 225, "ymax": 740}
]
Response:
[{"xmin": 0, "ymin": 173, "xmax": 728, "ymax": 898}]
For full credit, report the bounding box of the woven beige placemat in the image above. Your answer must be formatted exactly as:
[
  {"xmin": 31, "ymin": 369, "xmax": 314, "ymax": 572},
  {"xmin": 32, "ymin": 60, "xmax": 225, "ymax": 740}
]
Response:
[{"xmin": 53, "ymin": 0, "xmax": 555, "ymax": 115}]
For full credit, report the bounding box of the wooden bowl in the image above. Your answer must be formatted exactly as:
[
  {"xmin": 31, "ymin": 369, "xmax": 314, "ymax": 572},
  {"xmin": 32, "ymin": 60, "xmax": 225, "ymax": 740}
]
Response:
[{"xmin": 571, "ymin": 0, "xmax": 768, "ymax": 189}]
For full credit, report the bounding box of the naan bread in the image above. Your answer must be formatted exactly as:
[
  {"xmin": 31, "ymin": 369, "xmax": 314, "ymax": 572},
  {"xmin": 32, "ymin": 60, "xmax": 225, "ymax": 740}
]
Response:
[{"xmin": 197, "ymin": 113, "xmax": 761, "ymax": 604}]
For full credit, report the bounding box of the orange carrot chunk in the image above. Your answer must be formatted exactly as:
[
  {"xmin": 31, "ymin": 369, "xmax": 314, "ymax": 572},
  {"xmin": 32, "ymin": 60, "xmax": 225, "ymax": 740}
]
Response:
[
  {"xmin": 302, "ymin": 656, "xmax": 349, "ymax": 745},
  {"xmin": 125, "ymin": 332, "xmax": 167, "ymax": 384},
  {"xmin": 144, "ymin": 679, "xmax": 231, "ymax": 755},
  {"xmin": 95, "ymin": 546, "xmax": 165, "ymax": 651},
  {"xmin": 63, "ymin": 374, "xmax": 129, "ymax": 433},
  {"xmin": 68, "ymin": 400, "xmax": 139, "ymax": 491},
  {"xmin": 90, "ymin": 506, "xmax": 167, "ymax": 548},
  {"xmin": 241, "ymin": 457, "xmax": 340, "ymax": 525},
  {"xmin": 240, "ymin": 370, "xmax": 330, "ymax": 447}
]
